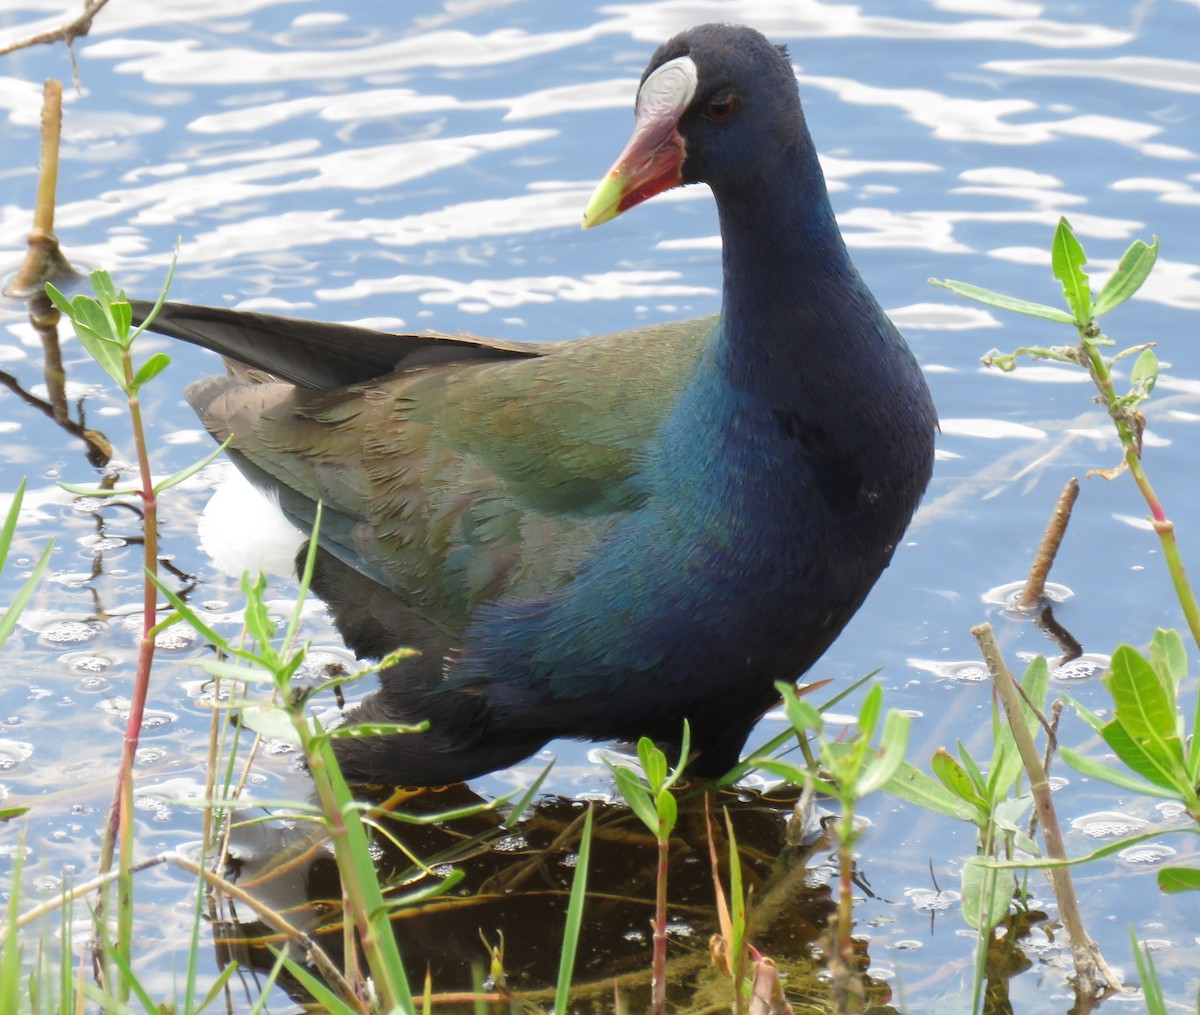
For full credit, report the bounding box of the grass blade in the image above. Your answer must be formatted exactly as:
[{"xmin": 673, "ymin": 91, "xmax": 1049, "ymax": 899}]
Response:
[{"xmin": 553, "ymin": 803, "xmax": 594, "ymax": 1014}]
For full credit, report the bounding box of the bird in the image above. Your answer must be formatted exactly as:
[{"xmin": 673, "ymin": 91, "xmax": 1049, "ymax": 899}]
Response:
[{"xmin": 133, "ymin": 23, "xmax": 937, "ymax": 786}]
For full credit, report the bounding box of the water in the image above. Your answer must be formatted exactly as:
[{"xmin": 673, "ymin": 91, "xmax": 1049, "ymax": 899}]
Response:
[{"xmin": 3, "ymin": 0, "xmax": 1200, "ymax": 1010}]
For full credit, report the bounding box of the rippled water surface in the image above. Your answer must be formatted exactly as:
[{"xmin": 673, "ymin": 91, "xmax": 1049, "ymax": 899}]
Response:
[{"xmin": 2, "ymin": 1, "xmax": 1200, "ymax": 1011}]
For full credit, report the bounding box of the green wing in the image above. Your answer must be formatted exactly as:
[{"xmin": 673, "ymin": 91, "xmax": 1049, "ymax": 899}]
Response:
[{"xmin": 192, "ymin": 316, "xmax": 714, "ymax": 635}]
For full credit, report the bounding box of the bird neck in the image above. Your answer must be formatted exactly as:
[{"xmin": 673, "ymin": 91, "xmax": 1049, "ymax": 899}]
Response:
[{"xmin": 709, "ymin": 136, "xmax": 868, "ymax": 399}]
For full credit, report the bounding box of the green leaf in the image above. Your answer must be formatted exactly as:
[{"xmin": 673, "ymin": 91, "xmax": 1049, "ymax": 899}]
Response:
[
  {"xmin": 929, "ymin": 278, "xmax": 1075, "ymax": 324},
  {"xmin": 1149, "ymin": 628, "xmax": 1188, "ymax": 695},
  {"xmin": 1061, "ymin": 692, "xmax": 1106, "ymax": 735},
  {"xmin": 0, "ymin": 512, "xmax": 54, "ymax": 650},
  {"xmin": 128, "ymin": 240, "xmax": 180, "ymax": 342},
  {"xmin": 68, "ymin": 303, "xmax": 126, "ymax": 385},
  {"xmin": 1157, "ymin": 866, "xmax": 1200, "ymax": 894},
  {"xmin": 240, "ymin": 705, "xmax": 311, "ymax": 744},
  {"xmin": 857, "ymin": 708, "xmax": 910, "ymax": 795},
  {"xmin": 656, "ymin": 787, "xmax": 678, "ymax": 837},
  {"xmin": 1096, "ymin": 718, "xmax": 1186, "ymax": 792},
  {"xmin": 992, "ymin": 793, "xmax": 1033, "ymax": 834},
  {"xmin": 1129, "ymin": 347, "xmax": 1158, "ymax": 397},
  {"xmin": 132, "ymin": 351, "xmax": 171, "ymax": 390},
  {"xmin": 990, "ymin": 656, "xmax": 1049, "ymax": 799},
  {"xmin": 857, "ymin": 682, "xmax": 883, "ymax": 742},
  {"xmin": 1103, "ymin": 645, "xmax": 1188, "ymax": 786},
  {"xmin": 1059, "ymin": 746, "xmax": 1182, "ymax": 800},
  {"xmin": 637, "ymin": 736, "xmax": 667, "ymax": 790},
  {"xmin": 753, "ymin": 757, "xmax": 808, "ymax": 787},
  {"xmin": 73, "ymin": 293, "xmax": 116, "ymax": 342},
  {"xmin": 1050, "ymin": 216, "xmax": 1092, "ymax": 324},
  {"xmin": 196, "ymin": 658, "xmax": 275, "ymax": 685},
  {"xmin": 108, "ymin": 289, "xmax": 133, "ymax": 340},
  {"xmin": 1093, "ymin": 236, "xmax": 1158, "ymax": 317},
  {"xmin": 779, "ymin": 682, "xmax": 823, "ymax": 733},
  {"xmin": 956, "ymin": 740, "xmax": 987, "ymax": 797},
  {"xmin": 961, "ymin": 855, "xmax": 1014, "ymax": 931},
  {"xmin": 1129, "ymin": 926, "xmax": 1169, "ymax": 1015},
  {"xmin": 0, "ymin": 477, "xmax": 27, "ymax": 570},
  {"xmin": 878, "ymin": 761, "xmax": 981, "ymax": 822},
  {"xmin": 56, "ymin": 480, "xmax": 138, "ymax": 497},
  {"xmin": 90, "ymin": 269, "xmax": 120, "ymax": 309},
  {"xmin": 153, "ymin": 435, "xmax": 233, "ymax": 495},
  {"xmin": 931, "ymin": 747, "xmax": 987, "ymax": 810},
  {"xmin": 329, "ymin": 720, "xmax": 428, "ymax": 739},
  {"xmin": 985, "ymin": 824, "xmax": 1197, "ymax": 872},
  {"xmin": 613, "ymin": 766, "xmax": 658, "ymax": 835},
  {"xmin": 661, "ymin": 718, "xmax": 691, "ymax": 791},
  {"xmin": 240, "ymin": 571, "xmax": 276, "ymax": 648},
  {"xmin": 43, "ymin": 280, "xmax": 72, "ymax": 317},
  {"xmin": 0, "ymin": 532, "xmax": 52, "ymax": 635},
  {"xmin": 273, "ymin": 949, "xmax": 361, "ymax": 1015},
  {"xmin": 554, "ymin": 805, "xmax": 594, "ymax": 1015},
  {"xmin": 756, "ymin": 757, "xmax": 837, "ymax": 798}
]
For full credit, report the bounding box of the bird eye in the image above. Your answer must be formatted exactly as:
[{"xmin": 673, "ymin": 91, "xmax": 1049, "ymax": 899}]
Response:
[{"xmin": 704, "ymin": 93, "xmax": 738, "ymax": 122}]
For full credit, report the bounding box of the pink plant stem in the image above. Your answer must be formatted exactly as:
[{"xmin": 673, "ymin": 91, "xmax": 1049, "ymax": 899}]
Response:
[
  {"xmin": 651, "ymin": 831, "xmax": 669, "ymax": 1015},
  {"xmin": 99, "ymin": 369, "xmax": 157, "ymax": 874},
  {"xmin": 1082, "ymin": 342, "xmax": 1200, "ymax": 652}
]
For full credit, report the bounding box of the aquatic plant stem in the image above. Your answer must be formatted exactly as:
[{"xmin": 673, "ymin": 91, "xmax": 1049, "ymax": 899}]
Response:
[
  {"xmin": 8, "ymin": 79, "xmax": 74, "ymax": 298},
  {"xmin": 1019, "ymin": 478, "xmax": 1078, "ymax": 610},
  {"xmin": 651, "ymin": 831, "xmax": 668, "ymax": 1015},
  {"xmin": 972, "ymin": 622, "xmax": 1122, "ymax": 1001},
  {"xmin": 98, "ymin": 360, "xmax": 159, "ymax": 878},
  {"xmin": 305, "ymin": 729, "xmax": 413, "ymax": 1011},
  {"xmin": 1079, "ymin": 341, "xmax": 1200, "ymax": 651},
  {"xmin": 831, "ymin": 811, "xmax": 863, "ymax": 1015}
]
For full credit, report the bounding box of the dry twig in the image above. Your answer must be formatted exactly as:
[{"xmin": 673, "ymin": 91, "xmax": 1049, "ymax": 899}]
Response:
[{"xmin": 0, "ymin": 0, "xmax": 114, "ymax": 88}]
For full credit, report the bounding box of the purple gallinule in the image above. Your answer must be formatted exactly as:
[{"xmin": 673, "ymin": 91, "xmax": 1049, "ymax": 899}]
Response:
[{"xmin": 135, "ymin": 24, "xmax": 937, "ymax": 784}]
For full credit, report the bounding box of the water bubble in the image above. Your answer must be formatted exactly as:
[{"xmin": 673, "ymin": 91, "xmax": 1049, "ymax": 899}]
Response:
[
  {"xmin": 54, "ymin": 572, "xmax": 97, "ymax": 588},
  {"xmin": 1071, "ymin": 811, "xmax": 1147, "ymax": 839},
  {"xmin": 40, "ymin": 620, "xmax": 101, "ymax": 645},
  {"xmin": 77, "ymin": 534, "xmax": 127, "ymax": 552},
  {"xmin": 153, "ymin": 627, "xmax": 197, "ymax": 651},
  {"xmin": 892, "ymin": 939, "xmax": 924, "ymax": 951},
  {"xmin": 33, "ymin": 875, "xmax": 62, "ymax": 895},
  {"xmin": 1118, "ymin": 844, "xmax": 1176, "ymax": 866},
  {"xmin": 0, "ymin": 740, "xmax": 34, "ymax": 770},
  {"xmin": 491, "ymin": 834, "xmax": 528, "ymax": 853},
  {"xmin": 1049, "ymin": 654, "xmax": 1109, "ymax": 683},
  {"xmin": 296, "ymin": 649, "xmax": 355, "ymax": 681},
  {"xmin": 905, "ymin": 887, "xmax": 960, "ymax": 912},
  {"xmin": 65, "ymin": 653, "xmax": 114, "ymax": 674},
  {"xmin": 982, "ymin": 580, "xmax": 1074, "ymax": 609},
  {"xmin": 909, "ymin": 658, "xmax": 990, "ymax": 683}
]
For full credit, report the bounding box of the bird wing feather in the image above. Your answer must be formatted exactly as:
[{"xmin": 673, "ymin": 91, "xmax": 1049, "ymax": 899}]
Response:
[{"xmin": 189, "ymin": 315, "xmax": 714, "ymax": 637}]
